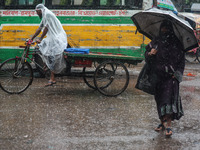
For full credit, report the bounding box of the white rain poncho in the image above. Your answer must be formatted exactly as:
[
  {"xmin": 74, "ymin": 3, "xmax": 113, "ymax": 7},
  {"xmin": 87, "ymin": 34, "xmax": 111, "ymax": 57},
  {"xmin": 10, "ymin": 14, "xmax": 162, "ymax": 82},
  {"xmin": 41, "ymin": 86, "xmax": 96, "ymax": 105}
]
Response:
[{"xmin": 36, "ymin": 4, "xmax": 67, "ymax": 74}]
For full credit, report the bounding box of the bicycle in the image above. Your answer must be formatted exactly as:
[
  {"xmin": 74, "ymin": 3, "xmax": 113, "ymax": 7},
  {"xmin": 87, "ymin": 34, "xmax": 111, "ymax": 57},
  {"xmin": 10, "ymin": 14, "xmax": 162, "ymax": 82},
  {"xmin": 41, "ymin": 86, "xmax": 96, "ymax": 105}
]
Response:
[
  {"xmin": 185, "ymin": 29, "xmax": 200, "ymax": 63},
  {"xmin": 185, "ymin": 47, "xmax": 200, "ymax": 63},
  {"xmin": 0, "ymin": 40, "xmax": 50, "ymax": 94},
  {"xmin": 0, "ymin": 38, "xmax": 143, "ymax": 96}
]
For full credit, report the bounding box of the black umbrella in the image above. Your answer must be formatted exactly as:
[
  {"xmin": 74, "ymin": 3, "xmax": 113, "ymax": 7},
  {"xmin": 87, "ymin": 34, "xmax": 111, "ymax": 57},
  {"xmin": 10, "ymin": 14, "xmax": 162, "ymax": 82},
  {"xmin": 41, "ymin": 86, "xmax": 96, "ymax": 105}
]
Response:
[{"xmin": 131, "ymin": 7, "xmax": 199, "ymax": 51}]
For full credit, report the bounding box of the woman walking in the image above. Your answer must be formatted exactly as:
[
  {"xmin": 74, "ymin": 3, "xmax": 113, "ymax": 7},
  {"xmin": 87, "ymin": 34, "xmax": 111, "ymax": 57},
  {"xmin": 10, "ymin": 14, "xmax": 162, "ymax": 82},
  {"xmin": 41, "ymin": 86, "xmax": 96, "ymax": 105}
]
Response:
[{"xmin": 144, "ymin": 20, "xmax": 185, "ymax": 137}]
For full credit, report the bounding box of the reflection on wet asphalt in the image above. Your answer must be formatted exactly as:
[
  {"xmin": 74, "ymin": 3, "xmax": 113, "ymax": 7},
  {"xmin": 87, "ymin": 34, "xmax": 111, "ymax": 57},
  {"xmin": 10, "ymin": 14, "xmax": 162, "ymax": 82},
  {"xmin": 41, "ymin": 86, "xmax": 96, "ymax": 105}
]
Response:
[{"xmin": 0, "ymin": 62, "xmax": 200, "ymax": 149}]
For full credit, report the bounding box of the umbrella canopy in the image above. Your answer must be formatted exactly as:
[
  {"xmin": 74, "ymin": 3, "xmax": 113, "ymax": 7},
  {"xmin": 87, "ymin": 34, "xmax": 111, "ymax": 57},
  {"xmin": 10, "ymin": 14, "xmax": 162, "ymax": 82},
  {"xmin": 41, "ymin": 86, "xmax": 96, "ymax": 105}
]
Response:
[
  {"xmin": 178, "ymin": 12, "xmax": 200, "ymax": 24},
  {"xmin": 178, "ymin": 12, "xmax": 200, "ymax": 29},
  {"xmin": 131, "ymin": 7, "xmax": 199, "ymax": 51}
]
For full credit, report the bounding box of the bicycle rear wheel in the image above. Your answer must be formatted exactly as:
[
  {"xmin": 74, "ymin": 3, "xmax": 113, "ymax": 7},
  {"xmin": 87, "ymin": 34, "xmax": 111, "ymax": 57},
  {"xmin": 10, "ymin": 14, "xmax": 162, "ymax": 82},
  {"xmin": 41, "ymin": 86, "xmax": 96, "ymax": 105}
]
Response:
[
  {"xmin": 83, "ymin": 67, "xmax": 96, "ymax": 89},
  {"xmin": 185, "ymin": 51, "xmax": 196, "ymax": 63},
  {"xmin": 196, "ymin": 48, "xmax": 200, "ymax": 63},
  {"xmin": 94, "ymin": 61, "xmax": 129, "ymax": 97},
  {"xmin": 82, "ymin": 62, "xmax": 99, "ymax": 89},
  {"xmin": 0, "ymin": 58, "xmax": 33, "ymax": 94}
]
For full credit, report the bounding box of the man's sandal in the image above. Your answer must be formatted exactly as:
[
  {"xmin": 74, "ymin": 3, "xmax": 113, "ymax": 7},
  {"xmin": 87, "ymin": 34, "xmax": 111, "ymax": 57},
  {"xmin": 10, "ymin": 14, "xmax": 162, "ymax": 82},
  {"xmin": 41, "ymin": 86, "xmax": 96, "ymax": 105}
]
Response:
[
  {"xmin": 44, "ymin": 81, "xmax": 56, "ymax": 87},
  {"xmin": 155, "ymin": 124, "xmax": 165, "ymax": 132},
  {"xmin": 165, "ymin": 128, "xmax": 173, "ymax": 137}
]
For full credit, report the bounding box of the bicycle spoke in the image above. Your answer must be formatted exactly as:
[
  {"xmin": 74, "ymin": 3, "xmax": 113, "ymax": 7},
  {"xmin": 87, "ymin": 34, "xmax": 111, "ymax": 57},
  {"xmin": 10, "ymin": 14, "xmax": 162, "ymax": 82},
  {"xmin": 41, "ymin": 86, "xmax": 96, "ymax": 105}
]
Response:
[
  {"xmin": 94, "ymin": 61, "xmax": 129, "ymax": 96},
  {"xmin": 0, "ymin": 58, "xmax": 33, "ymax": 94}
]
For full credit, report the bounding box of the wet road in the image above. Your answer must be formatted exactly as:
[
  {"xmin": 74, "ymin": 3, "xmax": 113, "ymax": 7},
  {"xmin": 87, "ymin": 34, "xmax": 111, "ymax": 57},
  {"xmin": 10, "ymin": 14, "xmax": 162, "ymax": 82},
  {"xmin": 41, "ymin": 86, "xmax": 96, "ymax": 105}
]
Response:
[{"xmin": 0, "ymin": 62, "xmax": 200, "ymax": 150}]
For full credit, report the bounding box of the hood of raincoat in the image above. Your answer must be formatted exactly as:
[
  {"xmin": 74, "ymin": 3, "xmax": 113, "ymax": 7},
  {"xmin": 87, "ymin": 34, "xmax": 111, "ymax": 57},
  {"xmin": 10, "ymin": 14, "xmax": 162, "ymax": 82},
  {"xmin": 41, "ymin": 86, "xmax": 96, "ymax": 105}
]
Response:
[{"xmin": 35, "ymin": 4, "xmax": 67, "ymax": 53}]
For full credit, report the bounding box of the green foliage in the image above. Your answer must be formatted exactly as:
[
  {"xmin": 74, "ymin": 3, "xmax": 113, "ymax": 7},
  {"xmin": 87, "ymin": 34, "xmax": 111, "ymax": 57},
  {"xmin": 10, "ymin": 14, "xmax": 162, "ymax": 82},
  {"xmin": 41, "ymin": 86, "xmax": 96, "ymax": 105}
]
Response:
[
  {"xmin": 5, "ymin": 0, "xmax": 42, "ymax": 6},
  {"xmin": 5, "ymin": 0, "xmax": 15, "ymax": 6},
  {"xmin": 33, "ymin": 0, "xmax": 42, "ymax": 5},
  {"xmin": 81, "ymin": 0, "xmax": 93, "ymax": 6},
  {"xmin": 185, "ymin": 0, "xmax": 200, "ymax": 5},
  {"xmin": 60, "ymin": 0, "xmax": 70, "ymax": 5}
]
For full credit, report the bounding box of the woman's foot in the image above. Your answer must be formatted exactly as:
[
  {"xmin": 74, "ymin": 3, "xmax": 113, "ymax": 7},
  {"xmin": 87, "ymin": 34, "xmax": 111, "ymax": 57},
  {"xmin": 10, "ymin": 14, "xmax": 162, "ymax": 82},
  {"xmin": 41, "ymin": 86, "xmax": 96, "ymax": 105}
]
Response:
[
  {"xmin": 44, "ymin": 80, "xmax": 56, "ymax": 87},
  {"xmin": 155, "ymin": 123, "xmax": 165, "ymax": 132},
  {"xmin": 165, "ymin": 128, "xmax": 173, "ymax": 137}
]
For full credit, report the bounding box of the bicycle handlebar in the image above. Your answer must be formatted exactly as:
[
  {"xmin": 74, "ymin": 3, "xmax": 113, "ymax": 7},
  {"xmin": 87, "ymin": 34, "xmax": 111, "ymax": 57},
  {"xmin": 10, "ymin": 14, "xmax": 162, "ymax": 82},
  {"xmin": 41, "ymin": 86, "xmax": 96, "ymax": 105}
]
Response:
[{"xmin": 19, "ymin": 39, "xmax": 36, "ymax": 48}]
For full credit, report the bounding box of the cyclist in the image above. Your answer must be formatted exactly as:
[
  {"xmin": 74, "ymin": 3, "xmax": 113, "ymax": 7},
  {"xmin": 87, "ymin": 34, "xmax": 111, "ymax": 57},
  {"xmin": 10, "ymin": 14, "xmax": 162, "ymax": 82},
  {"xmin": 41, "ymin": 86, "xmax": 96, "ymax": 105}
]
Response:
[{"xmin": 29, "ymin": 3, "xmax": 67, "ymax": 86}]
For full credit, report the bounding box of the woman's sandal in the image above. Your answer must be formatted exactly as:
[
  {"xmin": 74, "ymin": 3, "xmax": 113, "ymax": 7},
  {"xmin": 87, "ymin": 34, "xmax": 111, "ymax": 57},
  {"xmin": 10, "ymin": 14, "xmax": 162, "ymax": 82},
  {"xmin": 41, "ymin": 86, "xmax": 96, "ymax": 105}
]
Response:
[
  {"xmin": 155, "ymin": 123, "xmax": 165, "ymax": 132},
  {"xmin": 44, "ymin": 81, "xmax": 56, "ymax": 87},
  {"xmin": 165, "ymin": 128, "xmax": 173, "ymax": 137}
]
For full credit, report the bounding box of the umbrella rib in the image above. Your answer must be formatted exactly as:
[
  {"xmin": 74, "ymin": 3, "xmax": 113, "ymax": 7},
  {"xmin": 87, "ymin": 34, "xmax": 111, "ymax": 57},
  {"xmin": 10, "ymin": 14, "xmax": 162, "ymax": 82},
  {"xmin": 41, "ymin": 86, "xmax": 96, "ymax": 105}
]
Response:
[
  {"xmin": 142, "ymin": 13, "xmax": 169, "ymax": 30},
  {"xmin": 172, "ymin": 23, "xmax": 182, "ymax": 41},
  {"xmin": 143, "ymin": 20, "xmax": 163, "ymax": 31}
]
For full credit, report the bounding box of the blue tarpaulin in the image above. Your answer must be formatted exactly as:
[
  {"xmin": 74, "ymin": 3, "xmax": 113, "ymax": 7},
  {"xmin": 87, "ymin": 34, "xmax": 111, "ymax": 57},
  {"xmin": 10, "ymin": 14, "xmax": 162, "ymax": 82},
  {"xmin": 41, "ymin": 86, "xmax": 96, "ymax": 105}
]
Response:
[{"xmin": 64, "ymin": 48, "xmax": 90, "ymax": 54}]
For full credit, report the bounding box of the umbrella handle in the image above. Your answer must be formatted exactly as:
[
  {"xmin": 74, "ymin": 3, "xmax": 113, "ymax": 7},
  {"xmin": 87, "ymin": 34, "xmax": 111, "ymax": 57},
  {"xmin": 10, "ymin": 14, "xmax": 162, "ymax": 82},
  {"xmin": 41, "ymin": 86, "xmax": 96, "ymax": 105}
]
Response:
[{"xmin": 135, "ymin": 29, "xmax": 138, "ymax": 34}]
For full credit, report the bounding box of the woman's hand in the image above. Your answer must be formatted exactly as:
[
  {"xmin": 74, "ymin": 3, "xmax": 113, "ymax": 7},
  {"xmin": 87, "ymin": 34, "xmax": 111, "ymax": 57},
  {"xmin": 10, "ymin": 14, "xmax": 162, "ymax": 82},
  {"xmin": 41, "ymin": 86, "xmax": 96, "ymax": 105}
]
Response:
[{"xmin": 148, "ymin": 48, "xmax": 157, "ymax": 56}]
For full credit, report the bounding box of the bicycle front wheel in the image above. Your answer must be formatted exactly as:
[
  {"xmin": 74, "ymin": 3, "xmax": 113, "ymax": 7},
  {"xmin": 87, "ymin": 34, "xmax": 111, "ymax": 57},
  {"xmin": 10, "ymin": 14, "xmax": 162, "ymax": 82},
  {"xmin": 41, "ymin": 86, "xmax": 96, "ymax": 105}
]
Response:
[{"xmin": 0, "ymin": 58, "xmax": 33, "ymax": 94}]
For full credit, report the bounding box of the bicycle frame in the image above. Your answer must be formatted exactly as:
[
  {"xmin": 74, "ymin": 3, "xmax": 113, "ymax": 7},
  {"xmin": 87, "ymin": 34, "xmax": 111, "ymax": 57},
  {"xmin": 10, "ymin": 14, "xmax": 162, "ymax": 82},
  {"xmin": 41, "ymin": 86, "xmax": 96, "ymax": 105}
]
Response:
[{"xmin": 18, "ymin": 44, "xmax": 45, "ymax": 72}]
